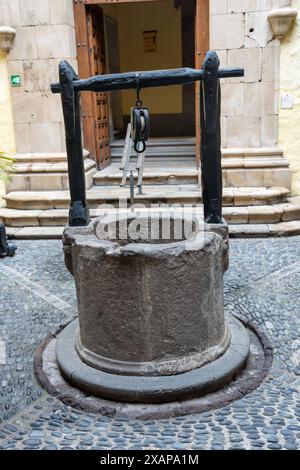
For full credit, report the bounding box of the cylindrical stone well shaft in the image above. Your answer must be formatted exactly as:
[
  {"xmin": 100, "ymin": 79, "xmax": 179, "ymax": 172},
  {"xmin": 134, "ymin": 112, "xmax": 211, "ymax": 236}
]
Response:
[{"xmin": 57, "ymin": 213, "xmax": 249, "ymax": 403}]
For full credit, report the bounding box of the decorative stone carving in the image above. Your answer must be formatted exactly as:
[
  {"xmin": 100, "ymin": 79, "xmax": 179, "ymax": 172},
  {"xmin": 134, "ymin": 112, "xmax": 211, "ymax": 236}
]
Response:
[
  {"xmin": 267, "ymin": 8, "xmax": 298, "ymax": 40},
  {"xmin": 0, "ymin": 26, "xmax": 16, "ymax": 53}
]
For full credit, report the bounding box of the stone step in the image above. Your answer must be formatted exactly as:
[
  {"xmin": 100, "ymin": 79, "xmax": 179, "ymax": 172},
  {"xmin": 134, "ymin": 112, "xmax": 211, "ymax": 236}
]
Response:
[
  {"xmin": 229, "ymin": 221, "xmax": 300, "ymax": 238},
  {"xmin": 5, "ymin": 218, "xmax": 300, "ymax": 240},
  {"xmin": 111, "ymin": 144, "xmax": 283, "ymax": 158},
  {"xmin": 2, "ymin": 199, "xmax": 299, "ymax": 229},
  {"xmin": 223, "ymin": 200, "xmax": 300, "ymax": 224},
  {"xmin": 222, "ymin": 147, "xmax": 284, "ymax": 158},
  {"xmin": 111, "ymin": 141, "xmax": 282, "ymax": 154},
  {"xmin": 94, "ymin": 163, "xmax": 291, "ymax": 189},
  {"xmin": 111, "ymin": 148, "xmax": 196, "ymax": 159},
  {"xmin": 111, "ymin": 146, "xmax": 288, "ymax": 166},
  {"xmin": 13, "ymin": 150, "xmax": 90, "ymax": 163},
  {"xmin": 6, "ymin": 226, "xmax": 65, "ymax": 240},
  {"xmin": 6, "ymin": 167, "xmax": 96, "ymax": 192},
  {"xmin": 111, "ymin": 137, "xmax": 196, "ymax": 148},
  {"xmin": 112, "ymin": 154, "xmax": 196, "ymax": 163},
  {"xmin": 3, "ymin": 186, "xmax": 290, "ymax": 210},
  {"xmin": 14, "ymin": 158, "xmax": 95, "ymax": 175},
  {"xmin": 224, "ymin": 168, "xmax": 291, "ymax": 189},
  {"xmin": 94, "ymin": 163, "xmax": 199, "ymax": 186},
  {"xmin": 111, "ymin": 157, "xmax": 290, "ymax": 171},
  {"xmin": 111, "ymin": 139, "xmax": 195, "ymax": 162},
  {"xmin": 7, "ymin": 150, "xmax": 96, "ymax": 192}
]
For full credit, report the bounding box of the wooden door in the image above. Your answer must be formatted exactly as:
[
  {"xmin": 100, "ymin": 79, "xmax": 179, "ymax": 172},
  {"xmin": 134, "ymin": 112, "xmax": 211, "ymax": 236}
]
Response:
[
  {"xmin": 105, "ymin": 16, "xmax": 123, "ymax": 132},
  {"xmin": 74, "ymin": 2, "xmax": 110, "ymax": 169},
  {"xmin": 195, "ymin": 0, "xmax": 210, "ymax": 165},
  {"xmin": 86, "ymin": 6, "xmax": 110, "ymax": 168}
]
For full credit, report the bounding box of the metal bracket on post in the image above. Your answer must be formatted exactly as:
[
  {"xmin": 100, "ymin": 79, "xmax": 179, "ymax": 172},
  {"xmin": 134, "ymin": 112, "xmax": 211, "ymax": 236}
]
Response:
[
  {"xmin": 0, "ymin": 223, "xmax": 17, "ymax": 258},
  {"xmin": 59, "ymin": 61, "xmax": 90, "ymax": 227},
  {"xmin": 200, "ymin": 51, "xmax": 223, "ymax": 224}
]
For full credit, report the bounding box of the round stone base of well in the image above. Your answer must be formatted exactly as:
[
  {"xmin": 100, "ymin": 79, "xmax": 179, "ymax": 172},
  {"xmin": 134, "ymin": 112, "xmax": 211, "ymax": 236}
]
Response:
[
  {"xmin": 55, "ymin": 315, "xmax": 249, "ymax": 404},
  {"xmin": 35, "ymin": 314, "xmax": 272, "ymax": 419}
]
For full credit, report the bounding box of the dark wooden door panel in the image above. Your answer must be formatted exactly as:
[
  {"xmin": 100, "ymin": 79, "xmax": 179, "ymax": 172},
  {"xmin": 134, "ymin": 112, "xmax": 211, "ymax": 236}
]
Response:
[
  {"xmin": 74, "ymin": 1, "xmax": 111, "ymax": 169},
  {"xmin": 73, "ymin": 1, "xmax": 97, "ymax": 159},
  {"xmin": 86, "ymin": 6, "xmax": 111, "ymax": 168}
]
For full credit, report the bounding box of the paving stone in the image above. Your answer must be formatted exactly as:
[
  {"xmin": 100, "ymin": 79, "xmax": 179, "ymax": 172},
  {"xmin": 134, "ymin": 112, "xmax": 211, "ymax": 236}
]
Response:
[
  {"xmin": 268, "ymin": 443, "xmax": 282, "ymax": 450},
  {"xmin": 23, "ymin": 439, "xmax": 43, "ymax": 446},
  {"xmin": 283, "ymin": 443, "xmax": 298, "ymax": 450}
]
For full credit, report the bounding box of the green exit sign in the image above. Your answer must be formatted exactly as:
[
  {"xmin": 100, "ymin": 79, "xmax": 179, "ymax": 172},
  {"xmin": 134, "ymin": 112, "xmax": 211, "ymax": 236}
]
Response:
[{"xmin": 11, "ymin": 75, "xmax": 21, "ymax": 87}]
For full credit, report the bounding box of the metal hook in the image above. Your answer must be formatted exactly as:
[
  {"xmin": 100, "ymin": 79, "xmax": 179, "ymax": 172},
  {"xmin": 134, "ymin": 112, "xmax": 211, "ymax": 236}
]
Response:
[{"xmin": 135, "ymin": 72, "xmax": 142, "ymax": 107}]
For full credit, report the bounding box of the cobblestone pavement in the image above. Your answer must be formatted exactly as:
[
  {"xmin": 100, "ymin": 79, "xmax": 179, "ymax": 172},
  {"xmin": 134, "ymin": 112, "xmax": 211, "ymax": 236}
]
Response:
[{"xmin": 0, "ymin": 238, "xmax": 299, "ymax": 450}]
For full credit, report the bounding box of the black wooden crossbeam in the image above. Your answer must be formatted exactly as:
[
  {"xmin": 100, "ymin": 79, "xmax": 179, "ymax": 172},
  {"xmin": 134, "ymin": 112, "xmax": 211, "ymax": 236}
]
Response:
[{"xmin": 51, "ymin": 67, "xmax": 244, "ymax": 94}]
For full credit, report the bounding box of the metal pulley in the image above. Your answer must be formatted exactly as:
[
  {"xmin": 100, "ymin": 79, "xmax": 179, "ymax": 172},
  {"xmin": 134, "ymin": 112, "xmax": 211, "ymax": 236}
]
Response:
[
  {"xmin": 130, "ymin": 106, "xmax": 150, "ymax": 153},
  {"xmin": 130, "ymin": 73, "xmax": 150, "ymax": 154},
  {"xmin": 120, "ymin": 73, "xmax": 150, "ymax": 203}
]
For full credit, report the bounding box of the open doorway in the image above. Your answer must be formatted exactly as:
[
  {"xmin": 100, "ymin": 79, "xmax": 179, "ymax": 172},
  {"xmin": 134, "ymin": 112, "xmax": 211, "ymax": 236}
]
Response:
[
  {"xmin": 74, "ymin": 0, "xmax": 208, "ymax": 169},
  {"xmin": 102, "ymin": 0, "xmax": 195, "ymax": 139}
]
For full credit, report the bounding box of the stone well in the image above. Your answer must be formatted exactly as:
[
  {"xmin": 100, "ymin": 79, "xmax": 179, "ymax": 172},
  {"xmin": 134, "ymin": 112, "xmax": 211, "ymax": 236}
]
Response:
[{"xmin": 57, "ymin": 212, "xmax": 249, "ymax": 403}]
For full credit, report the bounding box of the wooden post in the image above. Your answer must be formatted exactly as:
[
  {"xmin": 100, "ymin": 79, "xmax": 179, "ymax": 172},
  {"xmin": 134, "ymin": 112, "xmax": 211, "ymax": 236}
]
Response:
[
  {"xmin": 200, "ymin": 51, "xmax": 222, "ymax": 224},
  {"xmin": 195, "ymin": 0, "xmax": 210, "ymax": 166},
  {"xmin": 59, "ymin": 61, "xmax": 90, "ymax": 227}
]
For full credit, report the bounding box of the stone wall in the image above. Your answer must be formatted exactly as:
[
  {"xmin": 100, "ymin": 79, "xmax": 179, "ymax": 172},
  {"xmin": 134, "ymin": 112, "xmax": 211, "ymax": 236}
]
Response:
[
  {"xmin": 211, "ymin": 0, "xmax": 286, "ymax": 148},
  {"xmin": 278, "ymin": 0, "xmax": 300, "ymax": 195},
  {"xmin": 0, "ymin": 0, "xmax": 76, "ymax": 154}
]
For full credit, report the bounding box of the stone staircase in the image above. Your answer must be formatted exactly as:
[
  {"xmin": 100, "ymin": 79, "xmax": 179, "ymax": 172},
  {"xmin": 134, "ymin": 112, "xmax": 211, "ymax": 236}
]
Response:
[
  {"xmin": 110, "ymin": 137, "xmax": 196, "ymax": 163},
  {"xmin": 1, "ymin": 138, "xmax": 300, "ymax": 239},
  {"xmin": 5, "ymin": 150, "xmax": 96, "ymax": 192}
]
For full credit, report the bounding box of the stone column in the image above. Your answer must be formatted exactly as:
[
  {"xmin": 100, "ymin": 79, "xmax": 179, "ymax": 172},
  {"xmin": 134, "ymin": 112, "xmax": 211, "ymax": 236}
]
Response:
[{"xmin": 0, "ymin": 26, "xmax": 16, "ymax": 156}]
